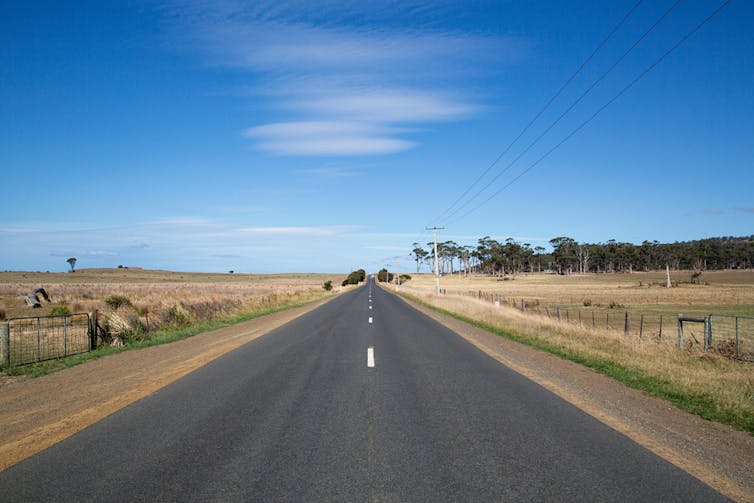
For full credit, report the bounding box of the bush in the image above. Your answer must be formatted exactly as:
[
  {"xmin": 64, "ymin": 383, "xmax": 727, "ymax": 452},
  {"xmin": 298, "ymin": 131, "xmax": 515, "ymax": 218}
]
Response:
[
  {"xmin": 342, "ymin": 268, "xmax": 366, "ymax": 286},
  {"xmin": 377, "ymin": 269, "xmax": 394, "ymax": 283},
  {"xmin": 50, "ymin": 303, "xmax": 72, "ymax": 315},
  {"xmin": 104, "ymin": 293, "xmax": 132, "ymax": 310},
  {"xmin": 323, "ymin": 280, "xmax": 333, "ymax": 291},
  {"xmin": 163, "ymin": 303, "xmax": 192, "ymax": 327}
]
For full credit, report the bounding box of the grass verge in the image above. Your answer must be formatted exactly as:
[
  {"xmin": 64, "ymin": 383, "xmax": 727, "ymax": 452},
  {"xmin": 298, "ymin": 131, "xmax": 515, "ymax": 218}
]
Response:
[
  {"xmin": 4, "ymin": 292, "xmax": 331, "ymax": 379},
  {"xmin": 397, "ymin": 290, "xmax": 754, "ymax": 435}
]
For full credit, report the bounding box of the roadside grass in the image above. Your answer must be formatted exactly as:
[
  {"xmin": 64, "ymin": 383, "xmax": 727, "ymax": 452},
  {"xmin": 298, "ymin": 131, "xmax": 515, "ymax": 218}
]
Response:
[
  {"xmin": 396, "ymin": 289, "xmax": 754, "ymax": 434},
  {"xmin": 5, "ymin": 289, "xmax": 332, "ymax": 378}
]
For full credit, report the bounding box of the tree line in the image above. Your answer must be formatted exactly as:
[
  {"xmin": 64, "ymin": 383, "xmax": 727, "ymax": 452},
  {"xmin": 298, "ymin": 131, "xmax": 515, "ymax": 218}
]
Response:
[{"xmin": 411, "ymin": 236, "xmax": 754, "ymax": 276}]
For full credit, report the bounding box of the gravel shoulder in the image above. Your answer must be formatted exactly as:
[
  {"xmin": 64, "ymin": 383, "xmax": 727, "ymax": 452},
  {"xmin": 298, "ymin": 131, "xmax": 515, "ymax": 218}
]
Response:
[
  {"xmin": 399, "ymin": 294, "xmax": 754, "ymax": 503},
  {"xmin": 0, "ymin": 298, "xmax": 334, "ymax": 472}
]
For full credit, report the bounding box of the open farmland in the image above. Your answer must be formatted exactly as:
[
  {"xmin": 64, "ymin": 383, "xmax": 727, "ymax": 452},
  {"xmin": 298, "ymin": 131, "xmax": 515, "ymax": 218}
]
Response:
[
  {"xmin": 401, "ymin": 269, "xmax": 754, "ymax": 317},
  {"xmin": 0, "ymin": 268, "xmax": 341, "ymax": 321}
]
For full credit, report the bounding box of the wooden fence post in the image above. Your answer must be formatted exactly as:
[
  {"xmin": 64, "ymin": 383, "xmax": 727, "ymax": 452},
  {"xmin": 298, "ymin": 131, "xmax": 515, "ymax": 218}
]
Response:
[
  {"xmin": 659, "ymin": 315, "xmax": 663, "ymax": 340},
  {"xmin": 89, "ymin": 311, "xmax": 97, "ymax": 350},
  {"xmin": 1, "ymin": 322, "xmax": 9, "ymax": 368},
  {"xmin": 521, "ymin": 298, "xmax": 526, "ymax": 312},
  {"xmin": 624, "ymin": 311, "xmax": 630, "ymax": 336},
  {"xmin": 677, "ymin": 315, "xmax": 683, "ymax": 350}
]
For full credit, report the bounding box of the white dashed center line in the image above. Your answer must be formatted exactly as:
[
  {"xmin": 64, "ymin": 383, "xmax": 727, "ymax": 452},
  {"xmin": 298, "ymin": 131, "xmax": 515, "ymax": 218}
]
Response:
[
  {"xmin": 367, "ymin": 346, "xmax": 375, "ymax": 368},
  {"xmin": 368, "ymin": 316, "xmax": 373, "ymax": 324}
]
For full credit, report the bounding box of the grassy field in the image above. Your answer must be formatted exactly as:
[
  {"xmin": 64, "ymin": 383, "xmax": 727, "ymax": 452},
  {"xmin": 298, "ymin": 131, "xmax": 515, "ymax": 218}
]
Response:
[
  {"xmin": 0, "ymin": 268, "xmax": 340, "ymax": 320},
  {"xmin": 395, "ymin": 270, "xmax": 754, "ymax": 433},
  {"xmin": 0, "ymin": 268, "xmax": 344, "ymax": 370}
]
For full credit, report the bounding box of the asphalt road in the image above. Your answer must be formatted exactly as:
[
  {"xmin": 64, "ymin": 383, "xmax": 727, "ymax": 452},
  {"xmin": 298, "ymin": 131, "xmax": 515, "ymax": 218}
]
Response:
[{"xmin": 0, "ymin": 278, "xmax": 728, "ymax": 502}]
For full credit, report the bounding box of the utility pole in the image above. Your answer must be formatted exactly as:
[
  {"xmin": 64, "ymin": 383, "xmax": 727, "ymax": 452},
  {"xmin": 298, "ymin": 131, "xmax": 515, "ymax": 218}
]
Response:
[{"xmin": 426, "ymin": 226, "xmax": 445, "ymax": 295}]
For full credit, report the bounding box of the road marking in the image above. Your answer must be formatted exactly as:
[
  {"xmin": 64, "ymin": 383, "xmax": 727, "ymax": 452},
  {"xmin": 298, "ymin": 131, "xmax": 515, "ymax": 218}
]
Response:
[
  {"xmin": 368, "ymin": 316, "xmax": 373, "ymax": 324},
  {"xmin": 367, "ymin": 346, "xmax": 375, "ymax": 367},
  {"xmin": 369, "ymin": 305, "xmax": 372, "ymax": 310}
]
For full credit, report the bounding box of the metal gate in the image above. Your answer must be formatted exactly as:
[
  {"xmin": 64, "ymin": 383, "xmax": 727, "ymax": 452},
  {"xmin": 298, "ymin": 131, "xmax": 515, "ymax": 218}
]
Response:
[
  {"xmin": 707, "ymin": 314, "xmax": 754, "ymax": 362},
  {"xmin": 2, "ymin": 313, "xmax": 92, "ymax": 367}
]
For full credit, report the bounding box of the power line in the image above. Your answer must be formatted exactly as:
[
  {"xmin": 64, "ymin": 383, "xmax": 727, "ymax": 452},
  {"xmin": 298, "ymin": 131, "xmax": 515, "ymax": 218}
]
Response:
[
  {"xmin": 431, "ymin": 0, "xmax": 644, "ymax": 225},
  {"xmin": 449, "ymin": 0, "xmax": 732, "ymax": 224},
  {"xmin": 442, "ymin": 0, "xmax": 682, "ymax": 223}
]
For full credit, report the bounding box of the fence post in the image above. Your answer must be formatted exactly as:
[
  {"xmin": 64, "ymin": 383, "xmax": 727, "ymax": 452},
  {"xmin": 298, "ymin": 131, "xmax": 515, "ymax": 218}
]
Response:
[
  {"xmin": 37, "ymin": 317, "xmax": 41, "ymax": 362},
  {"xmin": 639, "ymin": 314, "xmax": 644, "ymax": 339},
  {"xmin": 624, "ymin": 311, "xmax": 630, "ymax": 336},
  {"xmin": 677, "ymin": 315, "xmax": 683, "ymax": 351},
  {"xmin": 592, "ymin": 311, "xmax": 595, "ymax": 328},
  {"xmin": 89, "ymin": 311, "xmax": 97, "ymax": 350},
  {"xmin": 1, "ymin": 322, "xmax": 9, "ymax": 368},
  {"xmin": 557, "ymin": 307, "xmax": 561, "ymax": 321},
  {"xmin": 521, "ymin": 298, "xmax": 526, "ymax": 312},
  {"xmin": 735, "ymin": 316, "xmax": 739, "ymax": 359},
  {"xmin": 659, "ymin": 315, "xmax": 663, "ymax": 340},
  {"xmin": 704, "ymin": 316, "xmax": 711, "ymax": 350}
]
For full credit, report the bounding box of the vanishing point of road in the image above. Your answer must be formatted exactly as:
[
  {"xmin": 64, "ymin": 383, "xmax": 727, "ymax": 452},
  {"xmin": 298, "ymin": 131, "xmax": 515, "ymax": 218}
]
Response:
[{"xmin": 0, "ymin": 278, "xmax": 727, "ymax": 501}]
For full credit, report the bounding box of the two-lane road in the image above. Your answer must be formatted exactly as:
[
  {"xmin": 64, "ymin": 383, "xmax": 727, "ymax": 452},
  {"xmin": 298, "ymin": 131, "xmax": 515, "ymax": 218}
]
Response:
[{"xmin": 0, "ymin": 278, "xmax": 727, "ymax": 501}]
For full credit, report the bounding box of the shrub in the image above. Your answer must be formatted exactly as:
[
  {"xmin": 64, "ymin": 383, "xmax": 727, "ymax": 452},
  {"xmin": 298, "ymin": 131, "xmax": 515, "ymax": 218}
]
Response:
[
  {"xmin": 342, "ymin": 268, "xmax": 366, "ymax": 286},
  {"xmin": 104, "ymin": 293, "xmax": 132, "ymax": 310},
  {"xmin": 163, "ymin": 303, "xmax": 192, "ymax": 327},
  {"xmin": 50, "ymin": 303, "xmax": 72, "ymax": 315},
  {"xmin": 323, "ymin": 280, "xmax": 333, "ymax": 291}
]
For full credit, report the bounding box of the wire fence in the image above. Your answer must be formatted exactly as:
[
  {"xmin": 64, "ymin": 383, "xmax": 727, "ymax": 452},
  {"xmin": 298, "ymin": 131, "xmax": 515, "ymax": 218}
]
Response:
[
  {"xmin": 3, "ymin": 313, "xmax": 92, "ymax": 367},
  {"xmin": 708, "ymin": 314, "xmax": 754, "ymax": 361},
  {"xmin": 452, "ymin": 289, "xmax": 753, "ymax": 362}
]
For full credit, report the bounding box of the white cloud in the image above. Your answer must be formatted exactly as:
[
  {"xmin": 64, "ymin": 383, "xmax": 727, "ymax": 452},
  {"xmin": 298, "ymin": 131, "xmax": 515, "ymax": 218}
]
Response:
[
  {"xmin": 168, "ymin": 2, "xmax": 524, "ymax": 156},
  {"xmin": 244, "ymin": 121, "xmax": 415, "ymax": 156}
]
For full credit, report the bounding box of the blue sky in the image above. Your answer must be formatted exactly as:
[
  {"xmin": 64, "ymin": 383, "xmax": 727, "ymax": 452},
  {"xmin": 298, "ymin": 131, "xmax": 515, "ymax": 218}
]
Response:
[{"xmin": 2, "ymin": 0, "xmax": 752, "ymax": 273}]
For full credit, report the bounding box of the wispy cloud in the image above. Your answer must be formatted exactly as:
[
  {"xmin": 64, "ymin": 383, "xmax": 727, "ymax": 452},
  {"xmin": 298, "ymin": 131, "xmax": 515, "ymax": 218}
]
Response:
[
  {"xmin": 240, "ymin": 225, "xmax": 363, "ymax": 236},
  {"xmin": 244, "ymin": 121, "xmax": 415, "ymax": 156},
  {"xmin": 704, "ymin": 208, "xmax": 724, "ymax": 215},
  {"xmin": 171, "ymin": 1, "xmax": 524, "ymax": 156},
  {"xmin": 735, "ymin": 207, "xmax": 754, "ymax": 214}
]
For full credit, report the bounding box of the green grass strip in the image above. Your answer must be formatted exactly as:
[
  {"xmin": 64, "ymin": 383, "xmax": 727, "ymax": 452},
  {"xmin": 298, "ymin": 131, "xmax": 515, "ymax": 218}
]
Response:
[
  {"xmin": 5, "ymin": 294, "xmax": 330, "ymax": 379},
  {"xmin": 399, "ymin": 292, "xmax": 754, "ymax": 434}
]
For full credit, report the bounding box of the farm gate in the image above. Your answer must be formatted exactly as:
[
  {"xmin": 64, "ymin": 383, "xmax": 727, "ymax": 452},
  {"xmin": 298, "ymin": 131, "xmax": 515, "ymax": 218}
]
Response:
[
  {"xmin": 1, "ymin": 313, "xmax": 94, "ymax": 367},
  {"xmin": 707, "ymin": 314, "xmax": 754, "ymax": 361}
]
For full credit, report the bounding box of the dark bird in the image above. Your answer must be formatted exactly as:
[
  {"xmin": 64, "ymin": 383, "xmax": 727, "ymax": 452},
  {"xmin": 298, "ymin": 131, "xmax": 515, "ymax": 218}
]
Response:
[{"xmin": 24, "ymin": 288, "xmax": 51, "ymax": 308}]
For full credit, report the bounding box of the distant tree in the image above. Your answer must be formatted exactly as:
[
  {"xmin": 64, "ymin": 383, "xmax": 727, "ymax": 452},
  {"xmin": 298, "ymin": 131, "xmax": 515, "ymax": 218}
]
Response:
[
  {"xmin": 377, "ymin": 268, "xmax": 394, "ymax": 283},
  {"xmin": 66, "ymin": 257, "xmax": 77, "ymax": 272},
  {"xmin": 411, "ymin": 243, "xmax": 430, "ymax": 273},
  {"xmin": 323, "ymin": 280, "xmax": 333, "ymax": 291},
  {"xmin": 228, "ymin": 270, "xmax": 234, "ymax": 274}
]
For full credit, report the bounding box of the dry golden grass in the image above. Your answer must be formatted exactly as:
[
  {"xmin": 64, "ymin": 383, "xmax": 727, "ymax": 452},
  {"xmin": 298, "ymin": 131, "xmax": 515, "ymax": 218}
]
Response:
[
  {"xmin": 396, "ymin": 271, "xmax": 754, "ymax": 431},
  {"xmin": 403, "ymin": 270, "xmax": 754, "ymax": 317},
  {"xmin": 0, "ymin": 268, "xmax": 342, "ymax": 320}
]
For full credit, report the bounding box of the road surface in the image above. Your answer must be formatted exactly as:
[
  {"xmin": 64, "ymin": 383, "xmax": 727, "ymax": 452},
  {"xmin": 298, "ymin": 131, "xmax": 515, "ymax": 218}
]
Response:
[{"xmin": 0, "ymin": 278, "xmax": 727, "ymax": 501}]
